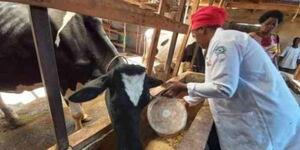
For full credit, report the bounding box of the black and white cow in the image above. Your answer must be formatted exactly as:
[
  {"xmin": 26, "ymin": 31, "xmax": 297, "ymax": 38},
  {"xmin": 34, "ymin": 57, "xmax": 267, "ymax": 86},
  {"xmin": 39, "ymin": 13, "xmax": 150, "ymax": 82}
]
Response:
[
  {"xmin": 0, "ymin": 2, "xmax": 122, "ymax": 129},
  {"xmin": 68, "ymin": 64, "xmax": 163, "ymax": 150}
]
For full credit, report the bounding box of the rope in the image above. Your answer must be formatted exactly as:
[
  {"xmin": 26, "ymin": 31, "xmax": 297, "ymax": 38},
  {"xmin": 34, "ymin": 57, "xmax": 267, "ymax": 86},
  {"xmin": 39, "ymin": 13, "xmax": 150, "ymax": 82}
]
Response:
[{"xmin": 105, "ymin": 55, "xmax": 128, "ymax": 73}]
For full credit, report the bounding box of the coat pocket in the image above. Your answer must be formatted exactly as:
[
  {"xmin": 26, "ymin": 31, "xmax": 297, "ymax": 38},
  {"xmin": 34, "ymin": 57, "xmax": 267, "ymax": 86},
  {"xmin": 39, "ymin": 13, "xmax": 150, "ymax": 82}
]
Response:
[{"xmin": 215, "ymin": 111, "xmax": 272, "ymax": 150}]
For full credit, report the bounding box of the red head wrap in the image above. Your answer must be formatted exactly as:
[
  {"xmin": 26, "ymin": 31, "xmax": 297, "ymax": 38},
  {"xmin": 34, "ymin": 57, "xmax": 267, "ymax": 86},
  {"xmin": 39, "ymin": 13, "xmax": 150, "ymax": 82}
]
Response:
[{"xmin": 191, "ymin": 6, "xmax": 228, "ymax": 30}]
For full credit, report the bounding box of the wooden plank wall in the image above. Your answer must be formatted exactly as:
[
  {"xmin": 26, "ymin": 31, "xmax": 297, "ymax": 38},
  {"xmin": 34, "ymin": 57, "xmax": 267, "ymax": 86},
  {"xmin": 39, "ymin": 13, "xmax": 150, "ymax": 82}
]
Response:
[{"xmin": 1, "ymin": 0, "xmax": 188, "ymax": 33}]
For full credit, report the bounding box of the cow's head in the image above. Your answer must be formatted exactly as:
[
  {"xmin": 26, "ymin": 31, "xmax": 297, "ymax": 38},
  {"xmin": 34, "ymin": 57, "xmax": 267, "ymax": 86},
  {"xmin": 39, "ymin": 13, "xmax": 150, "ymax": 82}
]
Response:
[
  {"xmin": 68, "ymin": 64, "xmax": 163, "ymax": 106},
  {"xmin": 68, "ymin": 64, "xmax": 162, "ymax": 150}
]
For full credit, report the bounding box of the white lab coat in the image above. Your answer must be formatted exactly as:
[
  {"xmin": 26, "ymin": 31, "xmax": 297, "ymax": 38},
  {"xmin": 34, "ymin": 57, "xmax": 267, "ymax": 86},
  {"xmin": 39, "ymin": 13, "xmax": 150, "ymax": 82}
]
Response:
[
  {"xmin": 184, "ymin": 28, "xmax": 300, "ymax": 150},
  {"xmin": 279, "ymin": 46, "xmax": 300, "ymax": 70}
]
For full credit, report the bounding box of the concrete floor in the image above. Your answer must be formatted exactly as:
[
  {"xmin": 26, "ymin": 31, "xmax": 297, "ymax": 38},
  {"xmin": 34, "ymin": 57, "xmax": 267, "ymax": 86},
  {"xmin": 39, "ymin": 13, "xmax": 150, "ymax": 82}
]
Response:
[{"xmin": 0, "ymin": 93, "xmax": 107, "ymax": 150}]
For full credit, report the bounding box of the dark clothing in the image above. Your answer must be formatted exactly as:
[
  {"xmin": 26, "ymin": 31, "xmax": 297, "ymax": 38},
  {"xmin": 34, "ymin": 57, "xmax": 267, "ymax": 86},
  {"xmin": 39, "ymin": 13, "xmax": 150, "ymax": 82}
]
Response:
[
  {"xmin": 182, "ymin": 42, "xmax": 205, "ymax": 73},
  {"xmin": 207, "ymin": 123, "xmax": 221, "ymax": 150},
  {"xmin": 279, "ymin": 67, "xmax": 296, "ymax": 74}
]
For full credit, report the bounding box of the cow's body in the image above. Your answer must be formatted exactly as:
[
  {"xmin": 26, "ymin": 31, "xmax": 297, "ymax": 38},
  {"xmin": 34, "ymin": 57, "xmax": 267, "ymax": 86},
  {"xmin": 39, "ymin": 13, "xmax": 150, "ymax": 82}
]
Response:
[
  {"xmin": 0, "ymin": 2, "xmax": 121, "ymax": 128},
  {"xmin": 69, "ymin": 64, "xmax": 163, "ymax": 150},
  {"xmin": 142, "ymin": 29, "xmax": 197, "ymax": 79},
  {"xmin": 142, "ymin": 29, "xmax": 195, "ymax": 64},
  {"xmin": 181, "ymin": 42, "xmax": 205, "ymax": 73}
]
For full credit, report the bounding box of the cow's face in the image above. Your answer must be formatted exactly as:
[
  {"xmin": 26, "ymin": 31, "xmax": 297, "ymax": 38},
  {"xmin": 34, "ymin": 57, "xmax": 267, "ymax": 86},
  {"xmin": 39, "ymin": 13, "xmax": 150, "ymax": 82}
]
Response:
[
  {"xmin": 68, "ymin": 64, "xmax": 163, "ymax": 150},
  {"xmin": 68, "ymin": 64, "xmax": 163, "ymax": 105},
  {"xmin": 119, "ymin": 71, "xmax": 146, "ymax": 106}
]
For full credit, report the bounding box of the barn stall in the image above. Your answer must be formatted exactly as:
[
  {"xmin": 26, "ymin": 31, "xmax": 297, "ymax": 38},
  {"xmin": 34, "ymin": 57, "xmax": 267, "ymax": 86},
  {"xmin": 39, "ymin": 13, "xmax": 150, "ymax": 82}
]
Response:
[{"xmin": 0, "ymin": 0, "xmax": 300, "ymax": 150}]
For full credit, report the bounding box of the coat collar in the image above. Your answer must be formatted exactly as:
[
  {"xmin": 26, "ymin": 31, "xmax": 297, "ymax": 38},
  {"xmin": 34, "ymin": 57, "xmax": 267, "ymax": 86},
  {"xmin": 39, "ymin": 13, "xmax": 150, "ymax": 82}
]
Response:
[{"xmin": 207, "ymin": 27, "xmax": 223, "ymax": 51}]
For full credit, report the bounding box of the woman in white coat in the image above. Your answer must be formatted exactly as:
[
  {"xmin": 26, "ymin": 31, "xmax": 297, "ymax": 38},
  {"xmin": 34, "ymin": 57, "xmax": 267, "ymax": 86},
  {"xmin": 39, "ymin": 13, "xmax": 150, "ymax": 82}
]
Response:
[{"xmin": 162, "ymin": 6, "xmax": 300, "ymax": 150}]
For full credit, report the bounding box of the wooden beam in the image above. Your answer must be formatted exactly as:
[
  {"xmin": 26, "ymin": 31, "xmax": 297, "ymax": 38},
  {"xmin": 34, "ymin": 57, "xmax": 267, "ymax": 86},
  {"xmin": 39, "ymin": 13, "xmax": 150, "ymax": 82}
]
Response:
[
  {"xmin": 136, "ymin": 26, "xmax": 141, "ymax": 54},
  {"xmin": 282, "ymin": 72, "xmax": 300, "ymax": 95},
  {"xmin": 123, "ymin": 23, "xmax": 127, "ymax": 53},
  {"xmin": 176, "ymin": 100, "xmax": 213, "ymax": 150},
  {"xmin": 249, "ymin": 0, "xmax": 261, "ymax": 3},
  {"xmin": 29, "ymin": 6, "xmax": 69, "ymax": 150},
  {"xmin": 146, "ymin": 31, "xmax": 160, "ymax": 75},
  {"xmin": 146, "ymin": 0, "xmax": 167, "ymax": 74},
  {"xmin": 48, "ymin": 113, "xmax": 112, "ymax": 150},
  {"xmin": 173, "ymin": 0, "xmax": 201, "ymax": 77},
  {"xmin": 218, "ymin": 0, "xmax": 225, "ymax": 7},
  {"xmin": 124, "ymin": 0, "xmax": 157, "ymax": 11},
  {"xmin": 294, "ymin": 65, "xmax": 300, "ymax": 81},
  {"xmin": 226, "ymin": 2, "xmax": 300, "ymax": 13},
  {"xmin": 291, "ymin": 2, "xmax": 300, "ymax": 22},
  {"xmin": 198, "ymin": 1, "xmax": 300, "ymax": 13},
  {"xmin": 1, "ymin": 0, "xmax": 188, "ymax": 33},
  {"xmin": 208, "ymin": 0, "xmax": 215, "ymax": 6},
  {"xmin": 138, "ymin": 32, "xmax": 144, "ymax": 55},
  {"xmin": 163, "ymin": 0, "xmax": 187, "ymax": 80},
  {"xmin": 199, "ymin": 1, "xmax": 218, "ymax": 7}
]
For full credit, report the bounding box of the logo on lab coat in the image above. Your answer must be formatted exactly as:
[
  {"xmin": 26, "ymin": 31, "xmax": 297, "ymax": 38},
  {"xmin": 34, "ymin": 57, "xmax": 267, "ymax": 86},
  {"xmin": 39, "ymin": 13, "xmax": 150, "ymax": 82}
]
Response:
[{"xmin": 214, "ymin": 46, "xmax": 226, "ymax": 55}]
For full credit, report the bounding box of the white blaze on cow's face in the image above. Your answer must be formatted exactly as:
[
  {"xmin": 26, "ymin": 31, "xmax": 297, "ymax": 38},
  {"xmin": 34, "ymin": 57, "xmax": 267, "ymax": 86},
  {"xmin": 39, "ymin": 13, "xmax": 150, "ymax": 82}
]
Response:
[{"xmin": 121, "ymin": 72, "xmax": 146, "ymax": 106}]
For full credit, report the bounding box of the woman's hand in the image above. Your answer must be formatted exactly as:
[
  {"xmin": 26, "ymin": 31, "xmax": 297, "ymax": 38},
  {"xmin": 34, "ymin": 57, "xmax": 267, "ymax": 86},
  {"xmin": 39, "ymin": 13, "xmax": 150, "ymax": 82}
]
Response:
[
  {"xmin": 178, "ymin": 98, "xmax": 189, "ymax": 107},
  {"xmin": 159, "ymin": 81, "xmax": 187, "ymax": 98}
]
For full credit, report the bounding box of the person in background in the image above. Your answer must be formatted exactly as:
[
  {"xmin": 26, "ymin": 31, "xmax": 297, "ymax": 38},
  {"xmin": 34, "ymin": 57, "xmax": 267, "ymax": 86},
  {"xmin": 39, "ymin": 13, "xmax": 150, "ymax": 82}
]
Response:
[
  {"xmin": 161, "ymin": 6, "xmax": 300, "ymax": 150},
  {"xmin": 279, "ymin": 37, "xmax": 300, "ymax": 74},
  {"xmin": 181, "ymin": 42, "xmax": 205, "ymax": 73},
  {"xmin": 249, "ymin": 10, "xmax": 284, "ymax": 67}
]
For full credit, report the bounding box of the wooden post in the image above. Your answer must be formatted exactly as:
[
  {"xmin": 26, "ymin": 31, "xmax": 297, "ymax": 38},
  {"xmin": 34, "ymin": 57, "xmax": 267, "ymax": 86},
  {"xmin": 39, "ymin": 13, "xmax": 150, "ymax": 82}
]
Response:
[
  {"xmin": 172, "ymin": 0, "xmax": 202, "ymax": 77},
  {"xmin": 139, "ymin": 33, "xmax": 144, "ymax": 55},
  {"xmin": 123, "ymin": 23, "xmax": 127, "ymax": 53},
  {"xmin": 291, "ymin": 2, "xmax": 300, "ymax": 22},
  {"xmin": 146, "ymin": 0, "xmax": 167, "ymax": 74},
  {"xmin": 209, "ymin": 0, "xmax": 215, "ymax": 6},
  {"xmin": 29, "ymin": 6, "xmax": 69, "ymax": 150},
  {"xmin": 218, "ymin": 0, "xmax": 225, "ymax": 7},
  {"xmin": 163, "ymin": 0, "xmax": 187, "ymax": 80},
  {"xmin": 136, "ymin": 25, "xmax": 141, "ymax": 54},
  {"xmin": 294, "ymin": 65, "xmax": 300, "ymax": 81},
  {"xmin": 183, "ymin": 0, "xmax": 190, "ymax": 24}
]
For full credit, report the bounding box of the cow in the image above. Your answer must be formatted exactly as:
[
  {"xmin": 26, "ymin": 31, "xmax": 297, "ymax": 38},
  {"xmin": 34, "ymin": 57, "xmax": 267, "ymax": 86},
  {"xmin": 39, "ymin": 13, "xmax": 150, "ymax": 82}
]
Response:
[
  {"xmin": 181, "ymin": 42, "xmax": 205, "ymax": 73},
  {"xmin": 0, "ymin": 2, "xmax": 122, "ymax": 130},
  {"xmin": 142, "ymin": 29, "xmax": 197, "ymax": 79},
  {"xmin": 68, "ymin": 64, "xmax": 163, "ymax": 150}
]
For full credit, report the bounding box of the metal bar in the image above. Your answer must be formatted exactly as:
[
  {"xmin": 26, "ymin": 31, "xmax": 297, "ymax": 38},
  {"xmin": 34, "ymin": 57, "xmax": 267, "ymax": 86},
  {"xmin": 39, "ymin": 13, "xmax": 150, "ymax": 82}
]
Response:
[{"xmin": 29, "ymin": 6, "xmax": 69, "ymax": 150}]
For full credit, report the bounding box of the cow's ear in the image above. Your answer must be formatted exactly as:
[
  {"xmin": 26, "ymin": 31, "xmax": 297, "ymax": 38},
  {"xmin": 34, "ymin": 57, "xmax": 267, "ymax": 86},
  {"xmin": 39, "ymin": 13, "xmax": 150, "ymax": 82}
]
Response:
[
  {"xmin": 146, "ymin": 75, "xmax": 163, "ymax": 88},
  {"xmin": 68, "ymin": 74, "xmax": 109, "ymax": 102}
]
